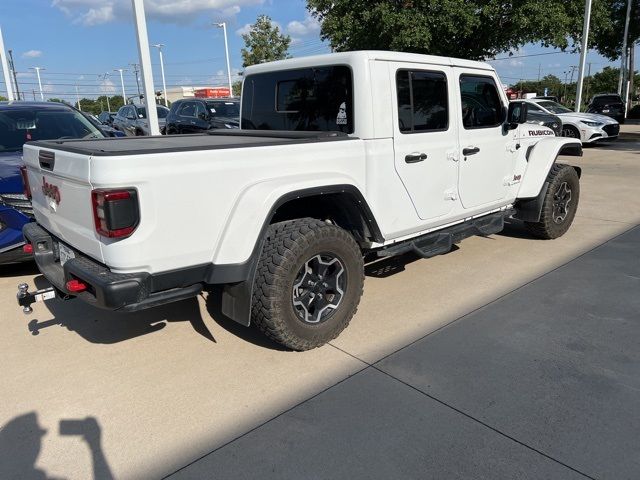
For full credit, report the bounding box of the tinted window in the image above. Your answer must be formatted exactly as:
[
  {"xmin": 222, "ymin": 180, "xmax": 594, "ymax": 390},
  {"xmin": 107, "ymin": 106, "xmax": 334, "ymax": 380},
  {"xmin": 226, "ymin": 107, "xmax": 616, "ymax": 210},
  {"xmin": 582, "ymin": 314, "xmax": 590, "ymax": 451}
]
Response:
[
  {"xmin": 527, "ymin": 103, "xmax": 543, "ymax": 112},
  {"xmin": 459, "ymin": 75, "xmax": 505, "ymax": 128},
  {"xmin": 592, "ymin": 95, "xmax": 622, "ymax": 106},
  {"xmin": 194, "ymin": 102, "xmax": 206, "ymax": 118},
  {"xmin": 242, "ymin": 66, "xmax": 353, "ymax": 133},
  {"xmin": 207, "ymin": 101, "xmax": 239, "ymax": 117},
  {"xmin": 0, "ymin": 108, "xmax": 103, "ymax": 152},
  {"xmin": 396, "ymin": 70, "xmax": 448, "ymax": 133},
  {"xmin": 179, "ymin": 102, "xmax": 196, "ymax": 117},
  {"xmin": 136, "ymin": 106, "xmax": 168, "ymax": 119}
]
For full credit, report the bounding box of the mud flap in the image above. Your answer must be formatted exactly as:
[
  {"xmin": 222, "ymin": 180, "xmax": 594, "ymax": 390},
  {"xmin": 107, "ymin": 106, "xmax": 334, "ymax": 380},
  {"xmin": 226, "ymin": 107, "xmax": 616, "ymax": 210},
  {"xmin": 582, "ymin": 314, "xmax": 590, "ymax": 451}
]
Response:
[{"xmin": 514, "ymin": 182, "xmax": 550, "ymax": 223}]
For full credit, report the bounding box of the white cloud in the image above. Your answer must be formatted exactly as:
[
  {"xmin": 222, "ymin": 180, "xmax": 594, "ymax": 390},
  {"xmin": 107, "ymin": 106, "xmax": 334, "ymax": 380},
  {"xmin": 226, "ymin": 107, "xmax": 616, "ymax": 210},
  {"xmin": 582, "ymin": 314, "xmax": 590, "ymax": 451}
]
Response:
[
  {"xmin": 22, "ymin": 50, "xmax": 43, "ymax": 58},
  {"xmin": 236, "ymin": 19, "xmax": 282, "ymax": 37},
  {"xmin": 52, "ymin": 0, "xmax": 263, "ymax": 26},
  {"xmin": 286, "ymin": 15, "xmax": 320, "ymax": 37},
  {"xmin": 100, "ymin": 78, "xmax": 117, "ymax": 94}
]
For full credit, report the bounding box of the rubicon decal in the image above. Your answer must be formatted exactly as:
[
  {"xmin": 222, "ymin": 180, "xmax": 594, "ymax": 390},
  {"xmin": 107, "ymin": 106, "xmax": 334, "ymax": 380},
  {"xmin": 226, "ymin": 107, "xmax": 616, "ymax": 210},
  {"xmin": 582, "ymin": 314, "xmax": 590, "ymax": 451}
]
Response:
[
  {"xmin": 42, "ymin": 177, "xmax": 61, "ymax": 203},
  {"xmin": 527, "ymin": 130, "xmax": 555, "ymax": 136}
]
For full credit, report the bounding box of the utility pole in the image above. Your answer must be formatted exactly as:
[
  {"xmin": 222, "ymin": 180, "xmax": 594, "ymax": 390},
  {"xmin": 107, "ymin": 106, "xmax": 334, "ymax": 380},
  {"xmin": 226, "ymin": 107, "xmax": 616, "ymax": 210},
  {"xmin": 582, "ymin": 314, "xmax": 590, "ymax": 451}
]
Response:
[
  {"xmin": 152, "ymin": 44, "xmax": 168, "ymax": 106},
  {"xmin": 30, "ymin": 66, "xmax": 45, "ymax": 100},
  {"xmin": 129, "ymin": 63, "xmax": 141, "ymax": 99},
  {"xmin": 98, "ymin": 73, "xmax": 111, "ymax": 111},
  {"xmin": 585, "ymin": 62, "xmax": 592, "ymax": 104},
  {"xmin": 618, "ymin": 0, "xmax": 632, "ymax": 94},
  {"xmin": 625, "ymin": 46, "xmax": 635, "ymax": 116},
  {"xmin": 575, "ymin": 0, "xmax": 592, "ymax": 112},
  {"xmin": 131, "ymin": 0, "xmax": 160, "ymax": 135},
  {"xmin": 0, "ymin": 26, "xmax": 14, "ymax": 101},
  {"xmin": 563, "ymin": 70, "xmax": 569, "ymax": 102},
  {"xmin": 75, "ymin": 85, "xmax": 81, "ymax": 111},
  {"xmin": 8, "ymin": 49, "xmax": 20, "ymax": 100},
  {"xmin": 114, "ymin": 68, "xmax": 127, "ymax": 103},
  {"xmin": 214, "ymin": 22, "xmax": 233, "ymax": 97}
]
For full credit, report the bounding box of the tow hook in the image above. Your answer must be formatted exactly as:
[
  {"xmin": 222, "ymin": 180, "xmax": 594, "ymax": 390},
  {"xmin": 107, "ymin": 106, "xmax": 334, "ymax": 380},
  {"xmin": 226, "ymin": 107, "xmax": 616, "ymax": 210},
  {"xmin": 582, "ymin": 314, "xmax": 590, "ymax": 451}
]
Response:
[{"xmin": 16, "ymin": 283, "xmax": 57, "ymax": 314}]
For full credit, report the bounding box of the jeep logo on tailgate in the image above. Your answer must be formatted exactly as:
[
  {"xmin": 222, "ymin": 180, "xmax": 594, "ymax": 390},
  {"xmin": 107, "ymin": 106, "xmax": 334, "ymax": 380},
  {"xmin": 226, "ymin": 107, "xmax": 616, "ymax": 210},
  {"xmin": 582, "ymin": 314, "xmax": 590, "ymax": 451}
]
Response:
[{"xmin": 42, "ymin": 177, "xmax": 61, "ymax": 204}]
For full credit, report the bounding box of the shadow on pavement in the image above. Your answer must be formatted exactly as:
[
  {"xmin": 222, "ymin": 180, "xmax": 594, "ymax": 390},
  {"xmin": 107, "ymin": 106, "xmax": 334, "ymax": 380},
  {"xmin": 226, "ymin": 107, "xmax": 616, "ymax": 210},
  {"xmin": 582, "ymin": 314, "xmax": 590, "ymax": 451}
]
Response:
[
  {"xmin": 27, "ymin": 276, "xmax": 214, "ymax": 344},
  {"xmin": 0, "ymin": 260, "xmax": 39, "ymax": 278},
  {"xmin": 0, "ymin": 412, "xmax": 114, "ymax": 480}
]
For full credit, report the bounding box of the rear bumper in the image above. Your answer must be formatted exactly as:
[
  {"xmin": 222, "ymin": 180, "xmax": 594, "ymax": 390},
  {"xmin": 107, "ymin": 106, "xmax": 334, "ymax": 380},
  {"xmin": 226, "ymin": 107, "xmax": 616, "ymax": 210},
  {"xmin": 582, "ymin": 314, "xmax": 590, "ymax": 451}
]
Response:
[{"xmin": 23, "ymin": 223, "xmax": 202, "ymax": 311}]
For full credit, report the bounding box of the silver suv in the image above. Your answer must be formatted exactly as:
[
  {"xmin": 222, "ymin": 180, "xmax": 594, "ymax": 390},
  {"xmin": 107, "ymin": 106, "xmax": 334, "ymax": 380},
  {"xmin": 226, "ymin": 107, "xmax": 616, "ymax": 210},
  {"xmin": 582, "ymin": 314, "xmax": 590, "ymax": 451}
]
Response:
[{"xmin": 113, "ymin": 104, "xmax": 169, "ymax": 136}]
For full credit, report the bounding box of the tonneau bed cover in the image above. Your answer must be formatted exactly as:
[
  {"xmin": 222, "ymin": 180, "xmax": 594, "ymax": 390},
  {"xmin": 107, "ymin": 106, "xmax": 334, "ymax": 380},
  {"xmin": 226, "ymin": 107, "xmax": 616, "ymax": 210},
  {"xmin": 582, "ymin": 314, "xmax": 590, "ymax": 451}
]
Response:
[{"xmin": 27, "ymin": 130, "xmax": 354, "ymax": 156}]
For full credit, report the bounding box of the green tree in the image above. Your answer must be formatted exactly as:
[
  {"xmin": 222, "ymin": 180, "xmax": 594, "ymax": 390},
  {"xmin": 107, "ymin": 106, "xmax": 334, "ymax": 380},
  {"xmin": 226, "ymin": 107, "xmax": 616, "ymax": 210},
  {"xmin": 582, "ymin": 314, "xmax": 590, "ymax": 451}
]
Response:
[
  {"xmin": 232, "ymin": 80, "xmax": 243, "ymax": 97},
  {"xmin": 241, "ymin": 15, "xmax": 291, "ymax": 67},
  {"xmin": 307, "ymin": 0, "xmax": 609, "ymax": 60},
  {"xmin": 586, "ymin": 66, "xmax": 640, "ymax": 97},
  {"xmin": 0, "ymin": 95, "xmax": 8, "ymax": 101},
  {"xmin": 590, "ymin": 0, "xmax": 639, "ymax": 61}
]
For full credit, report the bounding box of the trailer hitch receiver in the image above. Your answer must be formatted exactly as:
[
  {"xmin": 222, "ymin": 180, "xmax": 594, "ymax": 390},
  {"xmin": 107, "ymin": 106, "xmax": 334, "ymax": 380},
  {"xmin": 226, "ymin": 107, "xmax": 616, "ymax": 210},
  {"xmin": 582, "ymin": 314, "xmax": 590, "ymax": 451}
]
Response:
[{"xmin": 17, "ymin": 283, "xmax": 57, "ymax": 314}]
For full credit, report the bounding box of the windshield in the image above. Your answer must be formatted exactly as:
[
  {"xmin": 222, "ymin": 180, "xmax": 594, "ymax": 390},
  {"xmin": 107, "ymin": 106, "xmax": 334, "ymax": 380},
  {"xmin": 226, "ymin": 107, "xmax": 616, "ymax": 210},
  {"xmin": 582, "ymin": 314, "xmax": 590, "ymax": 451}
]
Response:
[
  {"xmin": 136, "ymin": 106, "xmax": 169, "ymax": 119},
  {"xmin": 0, "ymin": 108, "xmax": 104, "ymax": 152},
  {"xmin": 592, "ymin": 95, "xmax": 622, "ymax": 105},
  {"xmin": 206, "ymin": 101, "xmax": 240, "ymax": 117},
  {"xmin": 537, "ymin": 101, "xmax": 572, "ymax": 114}
]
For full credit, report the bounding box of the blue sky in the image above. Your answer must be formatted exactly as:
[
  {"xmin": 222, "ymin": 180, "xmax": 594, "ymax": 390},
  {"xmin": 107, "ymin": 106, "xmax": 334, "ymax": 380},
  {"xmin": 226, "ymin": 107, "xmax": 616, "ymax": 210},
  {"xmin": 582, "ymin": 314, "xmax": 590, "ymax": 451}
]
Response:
[{"xmin": 0, "ymin": 0, "xmax": 635, "ymax": 101}]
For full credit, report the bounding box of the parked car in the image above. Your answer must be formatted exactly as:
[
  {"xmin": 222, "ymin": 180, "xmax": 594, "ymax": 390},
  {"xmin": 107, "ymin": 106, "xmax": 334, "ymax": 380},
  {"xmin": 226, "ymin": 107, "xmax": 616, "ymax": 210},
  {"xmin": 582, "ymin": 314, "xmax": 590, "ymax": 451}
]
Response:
[
  {"xmin": 85, "ymin": 113, "xmax": 125, "ymax": 137},
  {"xmin": 0, "ymin": 101, "xmax": 106, "ymax": 264},
  {"xmin": 97, "ymin": 111, "xmax": 116, "ymax": 126},
  {"xmin": 112, "ymin": 104, "xmax": 169, "ymax": 136},
  {"xmin": 165, "ymin": 98, "xmax": 239, "ymax": 134},
  {"xmin": 586, "ymin": 94, "xmax": 625, "ymax": 124},
  {"xmin": 524, "ymin": 108, "xmax": 562, "ymax": 136},
  {"xmin": 18, "ymin": 51, "xmax": 582, "ymax": 351},
  {"xmin": 523, "ymin": 98, "xmax": 619, "ymax": 143}
]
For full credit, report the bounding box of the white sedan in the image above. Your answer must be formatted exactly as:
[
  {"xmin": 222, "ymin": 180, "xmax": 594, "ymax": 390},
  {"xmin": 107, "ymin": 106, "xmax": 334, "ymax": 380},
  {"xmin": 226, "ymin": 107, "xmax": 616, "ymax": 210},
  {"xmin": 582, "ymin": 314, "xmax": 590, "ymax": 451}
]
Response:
[{"xmin": 524, "ymin": 99, "xmax": 619, "ymax": 144}]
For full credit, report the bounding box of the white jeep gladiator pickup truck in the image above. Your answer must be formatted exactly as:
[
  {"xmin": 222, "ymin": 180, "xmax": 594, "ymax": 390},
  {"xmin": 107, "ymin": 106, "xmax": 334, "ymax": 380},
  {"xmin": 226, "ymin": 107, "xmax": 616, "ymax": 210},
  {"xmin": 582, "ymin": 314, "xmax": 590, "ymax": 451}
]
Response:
[{"xmin": 17, "ymin": 51, "xmax": 582, "ymax": 350}]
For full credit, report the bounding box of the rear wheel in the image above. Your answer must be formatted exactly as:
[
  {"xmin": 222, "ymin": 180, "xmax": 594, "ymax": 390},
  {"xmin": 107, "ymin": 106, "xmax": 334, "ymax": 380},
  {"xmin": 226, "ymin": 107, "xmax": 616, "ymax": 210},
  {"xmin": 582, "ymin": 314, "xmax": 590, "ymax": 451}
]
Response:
[
  {"xmin": 525, "ymin": 163, "xmax": 580, "ymax": 239},
  {"xmin": 251, "ymin": 218, "xmax": 364, "ymax": 351}
]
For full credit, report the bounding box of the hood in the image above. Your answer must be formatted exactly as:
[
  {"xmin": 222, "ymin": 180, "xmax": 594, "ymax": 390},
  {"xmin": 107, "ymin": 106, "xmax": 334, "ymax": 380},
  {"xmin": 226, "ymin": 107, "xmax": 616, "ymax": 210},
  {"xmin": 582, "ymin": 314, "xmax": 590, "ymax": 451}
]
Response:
[
  {"xmin": 558, "ymin": 112, "xmax": 618, "ymax": 124},
  {"xmin": 0, "ymin": 151, "xmax": 24, "ymax": 193}
]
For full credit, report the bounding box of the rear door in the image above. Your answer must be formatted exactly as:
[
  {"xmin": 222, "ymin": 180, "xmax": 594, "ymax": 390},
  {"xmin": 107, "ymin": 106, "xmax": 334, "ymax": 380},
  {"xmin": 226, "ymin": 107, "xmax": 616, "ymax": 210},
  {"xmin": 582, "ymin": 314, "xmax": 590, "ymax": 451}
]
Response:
[
  {"xmin": 176, "ymin": 101, "xmax": 197, "ymax": 133},
  {"xmin": 23, "ymin": 145, "xmax": 103, "ymax": 261},
  {"xmin": 454, "ymin": 70, "xmax": 511, "ymax": 209},
  {"xmin": 391, "ymin": 63, "xmax": 459, "ymax": 221}
]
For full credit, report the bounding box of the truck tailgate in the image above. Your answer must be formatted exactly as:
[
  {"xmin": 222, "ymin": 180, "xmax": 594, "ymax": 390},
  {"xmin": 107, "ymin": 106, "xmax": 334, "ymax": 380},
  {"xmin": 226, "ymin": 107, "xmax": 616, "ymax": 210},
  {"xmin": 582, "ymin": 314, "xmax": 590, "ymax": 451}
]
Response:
[{"xmin": 23, "ymin": 144, "xmax": 103, "ymax": 262}]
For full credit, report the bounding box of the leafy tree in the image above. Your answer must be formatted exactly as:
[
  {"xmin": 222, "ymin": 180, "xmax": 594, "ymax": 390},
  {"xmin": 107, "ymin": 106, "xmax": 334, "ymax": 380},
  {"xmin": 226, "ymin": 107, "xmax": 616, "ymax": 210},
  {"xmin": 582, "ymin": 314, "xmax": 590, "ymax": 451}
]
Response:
[
  {"xmin": 307, "ymin": 0, "xmax": 614, "ymax": 60},
  {"xmin": 47, "ymin": 98, "xmax": 65, "ymax": 103},
  {"xmin": 0, "ymin": 95, "xmax": 8, "ymax": 101},
  {"xmin": 232, "ymin": 80, "xmax": 243, "ymax": 97},
  {"xmin": 586, "ymin": 66, "xmax": 640, "ymax": 97},
  {"xmin": 591, "ymin": 0, "xmax": 639, "ymax": 61},
  {"xmin": 241, "ymin": 15, "xmax": 291, "ymax": 67}
]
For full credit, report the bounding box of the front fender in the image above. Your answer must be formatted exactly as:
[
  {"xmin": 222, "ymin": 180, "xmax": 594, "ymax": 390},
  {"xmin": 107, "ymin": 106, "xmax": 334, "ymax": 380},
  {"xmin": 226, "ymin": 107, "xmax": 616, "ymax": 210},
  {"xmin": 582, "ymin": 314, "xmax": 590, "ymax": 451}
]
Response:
[
  {"xmin": 517, "ymin": 138, "xmax": 582, "ymax": 199},
  {"xmin": 211, "ymin": 174, "xmax": 365, "ymax": 266}
]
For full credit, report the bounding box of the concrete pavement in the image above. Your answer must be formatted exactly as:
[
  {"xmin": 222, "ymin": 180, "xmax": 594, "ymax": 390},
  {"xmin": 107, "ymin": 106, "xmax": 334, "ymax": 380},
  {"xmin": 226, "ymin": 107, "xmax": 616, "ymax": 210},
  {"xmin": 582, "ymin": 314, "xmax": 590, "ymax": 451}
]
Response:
[{"xmin": 1, "ymin": 124, "xmax": 639, "ymax": 479}]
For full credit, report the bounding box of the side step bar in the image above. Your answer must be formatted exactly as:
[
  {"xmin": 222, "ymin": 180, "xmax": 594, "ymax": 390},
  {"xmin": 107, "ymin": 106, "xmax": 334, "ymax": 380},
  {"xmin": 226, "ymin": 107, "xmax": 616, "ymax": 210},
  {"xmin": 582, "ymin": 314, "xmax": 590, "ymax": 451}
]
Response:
[{"xmin": 377, "ymin": 209, "xmax": 514, "ymax": 259}]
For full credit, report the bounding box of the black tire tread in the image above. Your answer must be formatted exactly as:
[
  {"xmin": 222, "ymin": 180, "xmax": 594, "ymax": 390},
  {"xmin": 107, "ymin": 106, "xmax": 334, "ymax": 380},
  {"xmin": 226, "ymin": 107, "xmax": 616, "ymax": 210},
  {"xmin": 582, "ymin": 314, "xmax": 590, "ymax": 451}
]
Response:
[
  {"xmin": 251, "ymin": 218, "xmax": 364, "ymax": 351},
  {"xmin": 525, "ymin": 163, "xmax": 579, "ymax": 239}
]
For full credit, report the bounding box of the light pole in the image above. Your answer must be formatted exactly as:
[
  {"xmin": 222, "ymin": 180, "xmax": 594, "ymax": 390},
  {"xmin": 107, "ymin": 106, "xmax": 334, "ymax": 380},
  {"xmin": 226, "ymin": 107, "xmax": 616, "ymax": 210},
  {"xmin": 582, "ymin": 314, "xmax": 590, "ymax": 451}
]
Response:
[
  {"xmin": 152, "ymin": 43, "xmax": 168, "ymax": 106},
  {"xmin": 30, "ymin": 66, "xmax": 45, "ymax": 100},
  {"xmin": 214, "ymin": 22, "xmax": 233, "ymax": 97},
  {"xmin": 75, "ymin": 85, "xmax": 81, "ymax": 111},
  {"xmin": 0, "ymin": 27, "xmax": 14, "ymax": 101},
  {"xmin": 114, "ymin": 68, "xmax": 127, "ymax": 103},
  {"xmin": 131, "ymin": 0, "xmax": 160, "ymax": 135},
  {"xmin": 618, "ymin": 0, "xmax": 632, "ymax": 95},
  {"xmin": 574, "ymin": 0, "xmax": 592, "ymax": 112}
]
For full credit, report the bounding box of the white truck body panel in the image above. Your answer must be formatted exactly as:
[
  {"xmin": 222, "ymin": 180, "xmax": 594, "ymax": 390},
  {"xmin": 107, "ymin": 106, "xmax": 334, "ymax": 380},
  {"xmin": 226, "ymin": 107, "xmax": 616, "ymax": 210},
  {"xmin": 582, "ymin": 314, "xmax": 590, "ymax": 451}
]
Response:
[{"xmin": 23, "ymin": 51, "xmax": 575, "ymax": 277}]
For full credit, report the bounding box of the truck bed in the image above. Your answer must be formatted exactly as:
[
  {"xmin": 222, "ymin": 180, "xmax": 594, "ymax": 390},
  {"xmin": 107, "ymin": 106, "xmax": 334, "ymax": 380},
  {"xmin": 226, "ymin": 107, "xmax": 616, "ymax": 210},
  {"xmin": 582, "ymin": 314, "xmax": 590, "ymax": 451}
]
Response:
[{"xmin": 28, "ymin": 130, "xmax": 355, "ymax": 156}]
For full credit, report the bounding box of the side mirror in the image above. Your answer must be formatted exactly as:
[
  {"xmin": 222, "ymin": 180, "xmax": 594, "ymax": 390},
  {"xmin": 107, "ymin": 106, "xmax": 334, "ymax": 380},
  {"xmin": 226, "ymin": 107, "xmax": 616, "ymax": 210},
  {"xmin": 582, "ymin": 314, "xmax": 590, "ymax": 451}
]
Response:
[
  {"xmin": 507, "ymin": 102, "xmax": 528, "ymax": 129},
  {"xmin": 198, "ymin": 112, "xmax": 207, "ymax": 120}
]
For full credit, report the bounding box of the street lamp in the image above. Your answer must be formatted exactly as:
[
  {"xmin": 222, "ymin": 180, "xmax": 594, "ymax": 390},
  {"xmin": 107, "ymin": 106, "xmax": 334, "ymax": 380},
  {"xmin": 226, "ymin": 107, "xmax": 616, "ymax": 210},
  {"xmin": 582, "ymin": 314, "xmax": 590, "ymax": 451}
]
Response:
[
  {"xmin": 152, "ymin": 43, "xmax": 168, "ymax": 106},
  {"xmin": 214, "ymin": 22, "xmax": 233, "ymax": 97},
  {"xmin": 114, "ymin": 68, "xmax": 127, "ymax": 103},
  {"xmin": 29, "ymin": 66, "xmax": 45, "ymax": 100},
  {"xmin": 0, "ymin": 27, "xmax": 15, "ymax": 101}
]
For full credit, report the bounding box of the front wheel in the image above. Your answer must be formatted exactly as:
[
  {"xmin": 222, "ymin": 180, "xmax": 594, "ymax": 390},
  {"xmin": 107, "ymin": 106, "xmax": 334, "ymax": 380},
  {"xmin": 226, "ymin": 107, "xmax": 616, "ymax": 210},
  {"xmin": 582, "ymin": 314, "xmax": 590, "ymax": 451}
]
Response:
[
  {"xmin": 251, "ymin": 218, "xmax": 364, "ymax": 351},
  {"xmin": 561, "ymin": 125, "xmax": 580, "ymax": 140},
  {"xmin": 525, "ymin": 163, "xmax": 580, "ymax": 239}
]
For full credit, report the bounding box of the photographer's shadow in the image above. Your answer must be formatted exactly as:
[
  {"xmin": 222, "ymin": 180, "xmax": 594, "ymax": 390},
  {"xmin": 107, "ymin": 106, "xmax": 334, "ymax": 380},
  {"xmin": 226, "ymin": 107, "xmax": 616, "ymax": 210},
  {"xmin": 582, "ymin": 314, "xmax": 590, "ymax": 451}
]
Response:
[{"xmin": 27, "ymin": 276, "xmax": 215, "ymax": 344}]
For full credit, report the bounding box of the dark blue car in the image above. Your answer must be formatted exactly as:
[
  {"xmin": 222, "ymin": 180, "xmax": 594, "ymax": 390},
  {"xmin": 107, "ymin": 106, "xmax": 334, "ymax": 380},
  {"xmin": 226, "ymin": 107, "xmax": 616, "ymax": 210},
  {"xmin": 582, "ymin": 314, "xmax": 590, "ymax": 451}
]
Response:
[{"xmin": 0, "ymin": 101, "xmax": 109, "ymax": 264}]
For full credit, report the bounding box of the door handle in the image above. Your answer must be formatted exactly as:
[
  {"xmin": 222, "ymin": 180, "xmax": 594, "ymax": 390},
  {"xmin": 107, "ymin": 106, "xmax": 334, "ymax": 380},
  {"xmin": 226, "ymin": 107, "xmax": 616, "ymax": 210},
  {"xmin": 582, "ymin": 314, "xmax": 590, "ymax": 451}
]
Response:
[
  {"xmin": 462, "ymin": 147, "xmax": 480, "ymax": 156},
  {"xmin": 405, "ymin": 153, "xmax": 427, "ymax": 163}
]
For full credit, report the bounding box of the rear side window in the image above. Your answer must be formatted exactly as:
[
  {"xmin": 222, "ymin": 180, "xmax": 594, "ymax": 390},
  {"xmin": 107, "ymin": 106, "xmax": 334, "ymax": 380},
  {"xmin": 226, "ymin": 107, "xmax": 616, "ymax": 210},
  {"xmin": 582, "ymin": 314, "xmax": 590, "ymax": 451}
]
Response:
[
  {"xmin": 396, "ymin": 70, "xmax": 448, "ymax": 133},
  {"xmin": 459, "ymin": 75, "xmax": 505, "ymax": 129},
  {"xmin": 179, "ymin": 102, "xmax": 196, "ymax": 117},
  {"xmin": 241, "ymin": 65, "xmax": 353, "ymax": 133}
]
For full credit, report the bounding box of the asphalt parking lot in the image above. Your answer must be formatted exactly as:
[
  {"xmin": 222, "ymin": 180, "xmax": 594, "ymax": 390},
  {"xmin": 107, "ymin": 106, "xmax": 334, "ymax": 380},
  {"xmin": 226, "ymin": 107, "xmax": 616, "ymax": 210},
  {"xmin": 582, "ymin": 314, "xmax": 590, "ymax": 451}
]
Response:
[{"xmin": 1, "ymin": 124, "xmax": 639, "ymax": 479}]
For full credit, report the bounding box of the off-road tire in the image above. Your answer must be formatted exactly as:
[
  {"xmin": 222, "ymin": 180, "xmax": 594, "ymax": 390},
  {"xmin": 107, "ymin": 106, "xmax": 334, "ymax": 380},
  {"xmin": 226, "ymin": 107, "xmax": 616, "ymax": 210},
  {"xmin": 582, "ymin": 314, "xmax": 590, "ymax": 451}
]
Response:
[
  {"xmin": 525, "ymin": 163, "xmax": 580, "ymax": 239},
  {"xmin": 251, "ymin": 218, "xmax": 364, "ymax": 351}
]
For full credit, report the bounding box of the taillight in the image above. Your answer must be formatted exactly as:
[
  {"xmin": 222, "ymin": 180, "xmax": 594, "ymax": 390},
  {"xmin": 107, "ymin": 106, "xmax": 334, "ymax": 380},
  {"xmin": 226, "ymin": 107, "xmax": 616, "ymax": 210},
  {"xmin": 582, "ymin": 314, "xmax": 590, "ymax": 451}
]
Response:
[
  {"xmin": 20, "ymin": 166, "xmax": 31, "ymax": 199},
  {"xmin": 91, "ymin": 188, "xmax": 139, "ymax": 238},
  {"xmin": 23, "ymin": 244, "xmax": 34, "ymax": 254},
  {"xmin": 66, "ymin": 279, "xmax": 87, "ymax": 293}
]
